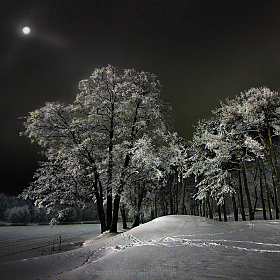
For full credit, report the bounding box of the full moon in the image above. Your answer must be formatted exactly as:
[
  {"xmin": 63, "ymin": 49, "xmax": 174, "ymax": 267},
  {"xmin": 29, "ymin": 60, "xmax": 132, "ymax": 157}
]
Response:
[{"xmin": 22, "ymin": 26, "xmax": 31, "ymax": 35}]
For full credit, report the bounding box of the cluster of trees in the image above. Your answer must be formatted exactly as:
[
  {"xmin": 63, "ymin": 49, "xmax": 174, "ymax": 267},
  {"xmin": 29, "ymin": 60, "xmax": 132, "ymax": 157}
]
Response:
[
  {"xmin": 0, "ymin": 193, "xmax": 99, "ymax": 224},
  {"xmin": 188, "ymin": 87, "xmax": 280, "ymax": 221},
  {"xmin": 21, "ymin": 65, "xmax": 177, "ymax": 232},
  {"xmin": 0, "ymin": 194, "xmax": 47, "ymax": 224},
  {"xmin": 20, "ymin": 65, "xmax": 280, "ymax": 232}
]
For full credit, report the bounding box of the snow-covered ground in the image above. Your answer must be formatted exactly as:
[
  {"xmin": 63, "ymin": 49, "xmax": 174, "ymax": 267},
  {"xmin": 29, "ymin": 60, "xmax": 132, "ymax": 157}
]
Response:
[
  {"xmin": 0, "ymin": 223, "xmax": 102, "ymax": 262},
  {"xmin": 1, "ymin": 216, "xmax": 279, "ymax": 280}
]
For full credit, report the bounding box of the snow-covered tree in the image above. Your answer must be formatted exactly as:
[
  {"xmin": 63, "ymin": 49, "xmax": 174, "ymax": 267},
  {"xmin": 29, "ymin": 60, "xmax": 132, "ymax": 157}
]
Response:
[
  {"xmin": 21, "ymin": 65, "xmax": 172, "ymax": 232},
  {"xmin": 215, "ymin": 87, "xmax": 280, "ymax": 218},
  {"xmin": 121, "ymin": 134, "xmax": 164, "ymax": 227},
  {"xmin": 157, "ymin": 132, "xmax": 189, "ymax": 215},
  {"xmin": 187, "ymin": 118, "xmax": 234, "ymax": 219},
  {"xmin": 188, "ymin": 87, "xmax": 280, "ymax": 221}
]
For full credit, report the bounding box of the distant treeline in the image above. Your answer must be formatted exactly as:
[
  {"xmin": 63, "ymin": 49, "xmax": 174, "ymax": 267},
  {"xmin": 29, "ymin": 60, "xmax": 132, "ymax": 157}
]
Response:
[{"xmin": 0, "ymin": 193, "xmax": 99, "ymax": 224}]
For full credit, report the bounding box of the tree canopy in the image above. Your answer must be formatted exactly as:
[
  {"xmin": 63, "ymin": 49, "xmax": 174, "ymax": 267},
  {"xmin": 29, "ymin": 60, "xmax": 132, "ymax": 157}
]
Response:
[{"xmin": 21, "ymin": 65, "xmax": 173, "ymax": 232}]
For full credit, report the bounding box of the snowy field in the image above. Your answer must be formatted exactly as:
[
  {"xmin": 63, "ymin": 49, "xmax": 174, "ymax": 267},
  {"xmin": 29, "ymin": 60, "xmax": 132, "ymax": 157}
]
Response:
[
  {"xmin": 0, "ymin": 223, "xmax": 103, "ymax": 263},
  {"xmin": 0, "ymin": 216, "xmax": 279, "ymax": 280}
]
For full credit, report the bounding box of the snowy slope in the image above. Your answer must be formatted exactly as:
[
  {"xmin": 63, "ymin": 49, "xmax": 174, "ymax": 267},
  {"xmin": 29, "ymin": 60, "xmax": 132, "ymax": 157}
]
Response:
[
  {"xmin": 56, "ymin": 215, "xmax": 280, "ymax": 280},
  {"xmin": 0, "ymin": 230, "xmax": 117, "ymax": 280},
  {"xmin": 1, "ymin": 216, "xmax": 280, "ymax": 280}
]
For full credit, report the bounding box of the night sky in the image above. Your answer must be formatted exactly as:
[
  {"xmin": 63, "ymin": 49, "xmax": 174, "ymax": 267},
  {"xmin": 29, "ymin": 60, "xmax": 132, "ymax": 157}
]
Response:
[{"xmin": 1, "ymin": 0, "xmax": 280, "ymax": 195}]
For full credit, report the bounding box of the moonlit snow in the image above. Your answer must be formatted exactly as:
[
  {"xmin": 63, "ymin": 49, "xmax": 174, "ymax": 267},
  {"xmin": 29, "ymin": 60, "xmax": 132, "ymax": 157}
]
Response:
[{"xmin": 0, "ymin": 216, "xmax": 279, "ymax": 279}]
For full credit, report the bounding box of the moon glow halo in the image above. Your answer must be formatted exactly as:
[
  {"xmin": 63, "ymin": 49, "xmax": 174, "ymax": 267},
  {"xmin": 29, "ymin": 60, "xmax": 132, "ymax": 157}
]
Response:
[{"xmin": 22, "ymin": 26, "xmax": 31, "ymax": 35}]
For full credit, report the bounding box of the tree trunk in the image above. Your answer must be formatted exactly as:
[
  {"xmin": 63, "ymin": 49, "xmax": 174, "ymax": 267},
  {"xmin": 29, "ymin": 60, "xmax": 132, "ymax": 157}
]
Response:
[
  {"xmin": 106, "ymin": 194, "xmax": 112, "ymax": 230},
  {"xmin": 110, "ymin": 101, "xmax": 141, "ymax": 232},
  {"xmin": 132, "ymin": 214, "xmax": 140, "ymax": 228},
  {"xmin": 110, "ymin": 193, "xmax": 120, "ymax": 233},
  {"xmin": 202, "ymin": 201, "xmax": 206, "ymax": 217},
  {"xmin": 106, "ymin": 100, "xmax": 116, "ymax": 230},
  {"xmin": 259, "ymin": 131, "xmax": 279, "ymax": 219},
  {"xmin": 253, "ymin": 185, "xmax": 258, "ymax": 215},
  {"xmin": 196, "ymin": 200, "xmax": 199, "ymax": 216},
  {"xmin": 169, "ymin": 181, "xmax": 174, "ymax": 215},
  {"xmin": 132, "ymin": 188, "xmax": 145, "ymax": 228},
  {"xmin": 206, "ymin": 193, "xmax": 213, "ymax": 219},
  {"xmin": 199, "ymin": 201, "xmax": 202, "ymax": 216},
  {"xmin": 266, "ymin": 157, "xmax": 279, "ymax": 218},
  {"xmin": 232, "ymin": 194, "xmax": 238, "ymax": 221},
  {"xmin": 217, "ymin": 203, "xmax": 222, "ymax": 222},
  {"xmin": 258, "ymin": 160, "xmax": 267, "ymax": 220},
  {"xmin": 164, "ymin": 200, "xmax": 168, "ymax": 216},
  {"xmin": 154, "ymin": 193, "xmax": 158, "ymax": 218},
  {"xmin": 180, "ymin": 169, "xmax": 186, "ymax": 215},
  {"xmin": 241, "ymin": 163, "xmax": 254, "ymax": 220},
  {"xmin": 150, "ymin": 209, "xmax": 155, "ymax": 220},
  {"xmin": 175, "ymin": 171, "xmax": 179, "ymax": 214},
  {"xmin": 173, "ymin": 171, "xmax": 177, "ymax": 214},
  {"xmin": 110, "ymin": 153, "xmax": 131, "ymax": 233},
  {"xmin": 260, "ymin": 158, "xmax": 273, "ymax": 220},
  {"xmin": 120, "ymin": 204, "xmax": 128, "ymax": 229},
  {"xmin": 266, "ymin": 122, "xmax": 280, "ymax": 214},
  {"xmin": 238, "ymin": 170, "xmax": 246, "ymax": 221},
  {"xmin": 96, "ymin": 202, "xmax": 106, "ymax": 233},
  {"xmin": 266, "ymin": 186, "xmax": 273, "ymax": 220},
  {"xmin": 106, "ymin": 136, "xmax": 114, "ymax": 229},
  {"xmin": 260, "ymin": 180, "xmax": 267, "ymax": 220},
  {"xmin": 272, "ymin": 182, "xmax": 280, "ymax": 219},
  {"xmin": 94, "ymin": 189, "xmax": 106, "ymax": 233},
  {"xmin": 222, "ymin": 195, "xmax": 227, "ymax": 222},
  {"xmin": 93, "ymin": 173, "xmax": 107, "ymax": 233}
]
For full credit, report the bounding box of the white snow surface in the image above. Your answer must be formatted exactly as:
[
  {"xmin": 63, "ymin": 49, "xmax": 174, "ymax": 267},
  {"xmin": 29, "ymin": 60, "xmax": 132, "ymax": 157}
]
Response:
[{"xmin": 1, "ymin": 215, "xmax": 280, "ymax": 280}]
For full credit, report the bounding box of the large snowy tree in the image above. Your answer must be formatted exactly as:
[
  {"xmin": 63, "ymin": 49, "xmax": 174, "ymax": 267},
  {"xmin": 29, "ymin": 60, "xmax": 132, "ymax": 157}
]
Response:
[{"xmin": 21, "ymin": 65, "xmax": 172, "ymax": 232}]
